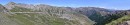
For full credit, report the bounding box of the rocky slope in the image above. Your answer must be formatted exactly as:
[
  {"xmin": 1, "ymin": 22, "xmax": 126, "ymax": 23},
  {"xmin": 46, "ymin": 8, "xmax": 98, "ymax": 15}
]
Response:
[
  {"xmin": 0, "ymin": 2, "xmax": 95, "ymax": 25},
  {"xmin": 75, "ymin": 7, "xmax": 130, "ymax": 25},
  {"xmin": 0, "ymin": 2, "xmax": 130, "ymax": 25}
]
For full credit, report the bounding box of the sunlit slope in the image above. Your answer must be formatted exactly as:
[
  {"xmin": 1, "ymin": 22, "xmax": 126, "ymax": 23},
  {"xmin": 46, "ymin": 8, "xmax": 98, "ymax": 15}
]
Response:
[
  {"xmin": 4, "ymin": 6, "xmax": 94, "ymax": 25},
  {"xmin": 106, "ymin": 15, "xmax": 130, "ymax": 25}
]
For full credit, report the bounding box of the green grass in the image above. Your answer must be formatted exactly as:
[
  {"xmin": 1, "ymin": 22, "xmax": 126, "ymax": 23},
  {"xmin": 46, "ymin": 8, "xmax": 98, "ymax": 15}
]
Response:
[
  {"xmin": 7, "ymin": 6, "xmax": 94, "ymax": 25},
  {"xmin": 10, "ymin": 7, "xmax": 34, "ymax": 12},
  {"xmin": 7, "ymin": 13, "xmax": 81, "ymax": 25},
  {"xmin": 8, "ymin": 13, "xmax": 34, "ymax": 25},
  {"xmin": 106, "ymin": 15, "xmax": 130, "ymax": 25}
]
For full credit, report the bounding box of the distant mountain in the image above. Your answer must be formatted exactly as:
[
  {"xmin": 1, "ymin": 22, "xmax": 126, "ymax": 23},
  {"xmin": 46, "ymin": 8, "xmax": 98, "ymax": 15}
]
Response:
[
  {"xmin": 74, "ymin": 7, "xmax": 112, "ymax": 25},
  {"xmin": 74, "ymin": 7, "xmax": 130, "ymax": 25}
]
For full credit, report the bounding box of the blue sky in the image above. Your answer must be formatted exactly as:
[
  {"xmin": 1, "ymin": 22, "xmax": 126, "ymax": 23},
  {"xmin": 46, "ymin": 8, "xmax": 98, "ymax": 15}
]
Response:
[{"xmin": 0, "ymin": 0, "xmax": 130, "ymax": 10}]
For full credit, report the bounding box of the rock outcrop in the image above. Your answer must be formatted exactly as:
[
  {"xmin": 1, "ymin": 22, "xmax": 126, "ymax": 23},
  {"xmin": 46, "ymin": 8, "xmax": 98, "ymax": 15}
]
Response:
[{"xmin": 118, "ymin": 21, "xmax": 130, "ymax": 25}]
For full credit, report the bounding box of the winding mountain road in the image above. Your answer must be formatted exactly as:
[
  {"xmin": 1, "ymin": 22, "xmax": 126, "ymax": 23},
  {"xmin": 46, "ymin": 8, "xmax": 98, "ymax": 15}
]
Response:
[{"xmin": 6, "ymin": 12, "xmax": 46, "ymax": 14}]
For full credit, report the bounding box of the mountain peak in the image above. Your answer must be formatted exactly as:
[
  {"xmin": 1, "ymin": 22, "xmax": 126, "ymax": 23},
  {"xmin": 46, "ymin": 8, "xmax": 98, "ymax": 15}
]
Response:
[{"xmin": 7, "ymin": 2, "xmax": 16, "ymax": 5}]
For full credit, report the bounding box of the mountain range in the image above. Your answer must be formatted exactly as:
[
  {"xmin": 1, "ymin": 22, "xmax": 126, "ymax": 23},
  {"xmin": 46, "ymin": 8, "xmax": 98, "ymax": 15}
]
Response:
[{"xmin": 0, "ymin": 2, "xmax": 130, "ymax": 25}]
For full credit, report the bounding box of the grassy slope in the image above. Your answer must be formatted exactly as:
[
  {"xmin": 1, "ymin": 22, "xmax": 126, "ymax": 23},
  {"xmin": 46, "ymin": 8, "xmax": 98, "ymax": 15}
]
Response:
[
  {"xmin": 106, "ymin": 15, "xmax": 130, "ymax": 25},
  {"xmin": 5, "ymin": 7, "xmax": 94, "ymax": 25}
]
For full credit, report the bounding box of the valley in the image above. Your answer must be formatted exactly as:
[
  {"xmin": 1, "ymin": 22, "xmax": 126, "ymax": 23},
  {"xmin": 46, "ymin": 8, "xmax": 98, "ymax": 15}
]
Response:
[{"xmin": 0, "ymin": 2, "xmax": 130, "ymax": 25}]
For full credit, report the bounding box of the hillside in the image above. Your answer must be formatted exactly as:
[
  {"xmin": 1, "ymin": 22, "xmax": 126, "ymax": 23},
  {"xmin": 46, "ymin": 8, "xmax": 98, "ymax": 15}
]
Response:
[
  {"xmin": 106, "ymin": 15, "xmax": 130, "ymax": 25},
  {"xmin": 75, "ymin": 7, "xmax": 130, "ymax": 25},
  {"xmin": 0, "ymin": 2, "xmax": 95, "ymax": 25},
  {"xmin": 1, "ymin": 2, "xmax": 130, "ymax": 25}
]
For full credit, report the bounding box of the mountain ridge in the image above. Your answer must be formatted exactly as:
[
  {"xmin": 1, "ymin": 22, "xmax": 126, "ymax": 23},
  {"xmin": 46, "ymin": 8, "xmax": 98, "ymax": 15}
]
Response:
[
  {"xmin": 0, "ymin": 2, "xmax": 130, "ymax": 25},
  {"xmin": 0, "ymin": 2, "xmax": 95, "ymax": 25}
]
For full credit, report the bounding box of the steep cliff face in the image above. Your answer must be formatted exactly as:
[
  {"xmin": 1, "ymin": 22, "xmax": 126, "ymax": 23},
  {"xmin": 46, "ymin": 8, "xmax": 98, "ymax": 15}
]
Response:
[{"xmin": 0, "ymin": 2, "xmax": 95, "ymax": 25}]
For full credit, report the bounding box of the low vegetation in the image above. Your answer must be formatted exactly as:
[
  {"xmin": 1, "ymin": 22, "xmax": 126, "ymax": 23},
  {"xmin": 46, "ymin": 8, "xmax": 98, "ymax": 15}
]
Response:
[
  {"xmin": 106, "ymin": 15, "xmax": 130, "ymax": 25},
  {"xmin": 4, "ymin": 6, "xmax": 94, "ymax": 25}
]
